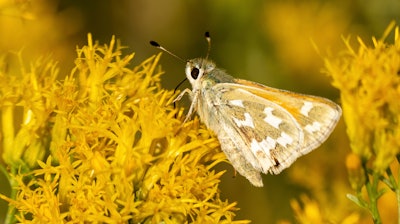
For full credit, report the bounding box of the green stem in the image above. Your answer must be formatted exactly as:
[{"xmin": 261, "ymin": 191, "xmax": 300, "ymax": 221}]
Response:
[
  {"xmin": 1, "ymin": 105, "xmax": 17, "ymax": 224},
  {"xmin": 362, "ymin": 161, "xmax": 382, "ymax": 224},
  {"xmin": 388, "ymin": 165, "xmax": 400, "ymax": 223},
  {"xmin": 394, "ymin": 166, "xmax": 400, "ymax": 224},
  {"xmin": 369, "ymin": 174, "xmax": 382, "ymax": 224},
  {"xmin": 384, "ymin": 166, "xmax": 400, "ymax": 224},
  {"xmin": 3, "ymin": 166, "xmax": 17, "ymax": 224}
]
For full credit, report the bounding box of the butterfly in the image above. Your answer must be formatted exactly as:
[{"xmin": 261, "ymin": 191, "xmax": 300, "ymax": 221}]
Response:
[{"xmin": 150, "ymin": 32, "xmax": 341, "ymax": 187}]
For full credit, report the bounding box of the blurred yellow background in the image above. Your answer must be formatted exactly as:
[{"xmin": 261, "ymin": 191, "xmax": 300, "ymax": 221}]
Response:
[{"xmin": 0, "ymin": 0, "xmax": 399, "ymax": 223}]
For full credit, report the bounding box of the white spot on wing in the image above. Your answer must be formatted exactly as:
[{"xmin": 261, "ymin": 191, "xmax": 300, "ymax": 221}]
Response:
[
  {"xmin": 251, "ymin": 138, "xmax": 275, "ymax": 156},
  {"xmin": 233, "ymin": 112, "xmax": 255, "ymax": 128},
  {"xmin": 300, "ymin": 101, "xmax": 313, "ymax": 117},
  {"xmin": 276, "ymin": 132, "xmax": 293, "ymax": 148},
  {"xmin": 305, "ymin": 121, "xmax": 322, "ymax": 133},
  {"xmin": 229, "ymin": 99, "xmax": 245, "ymax": 108},
  {"xmin": 263, "ymin": 107, "xmax": 282, "ymax": 129},
  {"xmin": 251, "ymin": 137, "xmax": 276, "ymax": 172},
  {"xmin": 260, "ymin": 137, "xmax": 276, "ymax": 154}
]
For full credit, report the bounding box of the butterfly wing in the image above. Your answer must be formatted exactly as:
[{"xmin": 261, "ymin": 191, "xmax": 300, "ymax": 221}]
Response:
[
  {"xmin": 204, "ymin": 84, "xmax": 303, "ymax": 176},
  {"xmin": 217, "ymin": 134, "xmax": 264, "ymax": 187},
  {"xmin": 200, "ymin": 84, "xmax": 303, "ymax": 186},
  {"xmin": 234, "ymin": 79, "xmax": 342, "ymax": 157},
  {"xmin": 208, "ymin": 79, "xmax": 341, "ymax": 176}
]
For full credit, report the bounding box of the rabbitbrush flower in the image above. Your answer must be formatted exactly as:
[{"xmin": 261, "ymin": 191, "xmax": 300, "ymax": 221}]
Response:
[
  {"xmin": 0, "ymin": 34, "xmax": 249, "ymax": 224},
  {"xmin": 324, "ymin": 21, "xmax": 400, "ymax": 224}
]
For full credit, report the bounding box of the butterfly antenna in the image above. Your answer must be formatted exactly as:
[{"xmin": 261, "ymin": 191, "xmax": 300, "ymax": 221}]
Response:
[
  {"xmin": 149, "ymin": 40, "xmax": 189, "ymax": 114},
  {"xmin": 149, "ymin": 40, "xmax": 188, "ymax": 94},
  {"xmin": 205, "ymin": 31, "xmax": 211, "ymax": 60},
  {"xmin": 149, "ymin": 40, "xmax": 186, "ymax": 63}
]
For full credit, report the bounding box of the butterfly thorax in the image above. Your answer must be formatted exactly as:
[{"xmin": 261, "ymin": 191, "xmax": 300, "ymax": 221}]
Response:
[{"xmin": 184, "ymin": 58, "xmax": 237, "ymax": 133}]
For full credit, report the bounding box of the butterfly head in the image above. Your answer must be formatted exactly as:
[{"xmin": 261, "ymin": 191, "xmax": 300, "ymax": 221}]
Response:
[{"xmin": 185, "ymin": 58, "xmax": 215, "ymax": 88}]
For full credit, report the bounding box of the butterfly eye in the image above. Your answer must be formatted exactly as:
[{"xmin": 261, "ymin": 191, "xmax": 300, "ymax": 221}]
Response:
[{"xmin": 191, "ymin": 68, "xmax": 200, "ymax": 79}]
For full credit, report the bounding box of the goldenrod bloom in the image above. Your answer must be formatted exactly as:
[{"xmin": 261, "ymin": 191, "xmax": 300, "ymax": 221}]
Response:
[
  {"xmin": 0, "ymin": 34, "xmax": 248, "ymax": 224},
  {"xmin": 325, "ymin": 22, "xmax": 400, "ymax": 173},
  {"xmin": 324, "ymin": 22, "xmax": 400, "ymax": 223}
]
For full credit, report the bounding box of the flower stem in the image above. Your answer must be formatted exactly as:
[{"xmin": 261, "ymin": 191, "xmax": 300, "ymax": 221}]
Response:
[
  {"xmin": 2, "ymin": 166, "xmax": 17, "ymax": 224},
  {"xmin": 385, "ymin": 166, "xmax": 400, "ymax": 224},
  {"xmin": 397, "ymin": 169, "xmax": 400, "ymax": 224},
  {"xmin": 363, "ymin": 161, "xmax": 382, "ymax": 224}
]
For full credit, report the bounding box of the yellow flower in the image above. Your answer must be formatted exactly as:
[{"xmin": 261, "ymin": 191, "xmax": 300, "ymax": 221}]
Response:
[
  {"xmin": 324, "ymin": 21, "xmax": 400, "ymax": 172},
  {"xmin": 324, "ymin": 21, "xmax": 400, "ymax": 223},
  {"xmin": 290, "ymin": 195, "xmax": 362, "ymax": 224},
  {"xmin": 0, "ymin": 34, "xmax": 249, "ymax": 223},
  {"xmin": 0, "ymin": 53, "xmax": 57, "ymax": 170},
  {"xmin": 345, "ymin": 153, "xmax": 365, "ymax": 191},
  {"xmin": 291, "ymin": 195, "xmax": 323, "ymax": 223}
]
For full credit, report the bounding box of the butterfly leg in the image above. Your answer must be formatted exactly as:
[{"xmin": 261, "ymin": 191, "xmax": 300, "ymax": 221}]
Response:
[
  {"xmin": 182, "ymin": 92, "xmax": 199, "ymax": 123},
  {"xmin": 173, "ymin": 88, "xmax": 192, "ymax": 103},
  {"xmin": 173, "ymin": 88, "xmax": 200, "ymax": 124}
]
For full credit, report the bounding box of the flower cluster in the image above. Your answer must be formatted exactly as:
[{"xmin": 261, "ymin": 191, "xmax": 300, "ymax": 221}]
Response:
[
  {"xmin": 324, "ymin": 22, "xmax": 400, "ymax": 223},
  {"xmin": 0, "ymin": 34, "xmax": 248, "ymax": 223}
]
